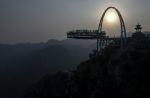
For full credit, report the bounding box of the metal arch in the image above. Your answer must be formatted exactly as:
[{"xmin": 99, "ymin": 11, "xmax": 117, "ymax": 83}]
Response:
[{"xmin": 97, "ymin": 7, "xmax": 126, "ymax": 52}]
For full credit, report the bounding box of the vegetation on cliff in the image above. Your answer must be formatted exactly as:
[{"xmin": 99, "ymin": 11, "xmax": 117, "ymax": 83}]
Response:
[{"xmin": 24, "ymin": 32, "xmax": 150, "ymax": 98}]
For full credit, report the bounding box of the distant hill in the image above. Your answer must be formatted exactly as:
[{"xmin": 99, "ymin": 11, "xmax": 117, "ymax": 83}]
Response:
[{"xmin": 0, "ymin": 39, "xmax": 96, "ymax": 98}]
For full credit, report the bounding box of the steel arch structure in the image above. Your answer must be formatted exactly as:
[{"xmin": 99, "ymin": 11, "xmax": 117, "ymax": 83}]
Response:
[{"xmin": 97, "ymin": 7, "xmax": 126, "ymax": 52}]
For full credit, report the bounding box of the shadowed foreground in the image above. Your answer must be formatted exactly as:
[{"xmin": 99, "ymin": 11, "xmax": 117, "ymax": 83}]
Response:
[{"xmin": 23, "ymin": 32, "xmax": 150, "ymax": 98}]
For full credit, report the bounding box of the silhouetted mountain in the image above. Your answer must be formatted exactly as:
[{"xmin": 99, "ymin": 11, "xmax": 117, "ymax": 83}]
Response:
[
  {"xmin": 24, "ymin": 32, "xmax": 150, "ymax": 98},
  {"xmin": 126, "ymin": 31, "xmax": 150, "ymax": 37},
  {"xmin": 46, "ymin": 39, "xmax": 60, "ymax": 45},
  {"xmin": 29, "ymin": 45, "xmax": 74, "ymax": 73},
  {"xmin": 0, "ymin": 39, "xmax": 96, "ymax": 98}
]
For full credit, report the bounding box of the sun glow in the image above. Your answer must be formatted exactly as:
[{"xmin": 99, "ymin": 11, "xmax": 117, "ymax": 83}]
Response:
[{"xmin": 106, "ymin": 11, "xmax": 117, "ymax": 23}]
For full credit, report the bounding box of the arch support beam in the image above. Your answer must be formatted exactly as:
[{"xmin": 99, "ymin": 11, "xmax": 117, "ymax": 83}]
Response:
[{"xmin": 97, "ymin": 7, "xmax": 126, "ymax": 52}]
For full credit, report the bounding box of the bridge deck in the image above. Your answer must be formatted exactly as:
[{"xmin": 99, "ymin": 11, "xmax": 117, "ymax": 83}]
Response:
[{"xmin": 67, "ymin": 31, "xmax": 120, "ymax": 40}]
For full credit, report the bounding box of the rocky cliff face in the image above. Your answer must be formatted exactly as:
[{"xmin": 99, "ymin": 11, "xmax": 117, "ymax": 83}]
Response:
[{"xmin": 24, "ymin": 32, "xmax": 150, "ymax": 98}]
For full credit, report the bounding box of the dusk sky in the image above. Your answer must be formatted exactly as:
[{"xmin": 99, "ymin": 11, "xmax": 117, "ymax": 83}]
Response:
[{"xmin": 0, "ymin": 0, "xmax": 150, "ymax": 44}]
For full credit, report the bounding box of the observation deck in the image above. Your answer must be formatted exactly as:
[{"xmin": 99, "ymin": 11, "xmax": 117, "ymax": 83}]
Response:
[
  {"xmin": 67, "ymin": 30, "xmax": 105, "ymax": 39},
  {"xmin": 67, "ymin": 30, "xmax": 119, "ymax": 40}
]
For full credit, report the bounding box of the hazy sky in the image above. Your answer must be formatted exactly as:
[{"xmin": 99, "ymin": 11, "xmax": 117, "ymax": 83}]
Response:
[{"xmin": 0, "ymin": 0, "xmax": 150, "ymax": 43}]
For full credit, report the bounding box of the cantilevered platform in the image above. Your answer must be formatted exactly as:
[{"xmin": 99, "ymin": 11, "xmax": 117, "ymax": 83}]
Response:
[
  {"xmin": 67, "ymin": 30, "xmax": 105, "ymax": 39},
  {"xmin": 67, "ymin": 30, "xmax": 120, "ymax": 40}
]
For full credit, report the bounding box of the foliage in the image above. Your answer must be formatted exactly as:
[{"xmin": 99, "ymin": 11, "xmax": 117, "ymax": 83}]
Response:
[{"xmin": 24, "ymin": 32, "xmax": 150, "ymax": 98}]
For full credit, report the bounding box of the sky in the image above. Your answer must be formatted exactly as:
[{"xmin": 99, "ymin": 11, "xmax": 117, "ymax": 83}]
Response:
[{"xmin": 0, "ymin": 0, "xmax": 150, "ymax": 44}]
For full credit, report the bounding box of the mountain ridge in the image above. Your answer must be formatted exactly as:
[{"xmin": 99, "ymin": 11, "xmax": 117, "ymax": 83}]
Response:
[{"xmin": 23, "ymin": 32, "xmax": 150, "ymax": 98}]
